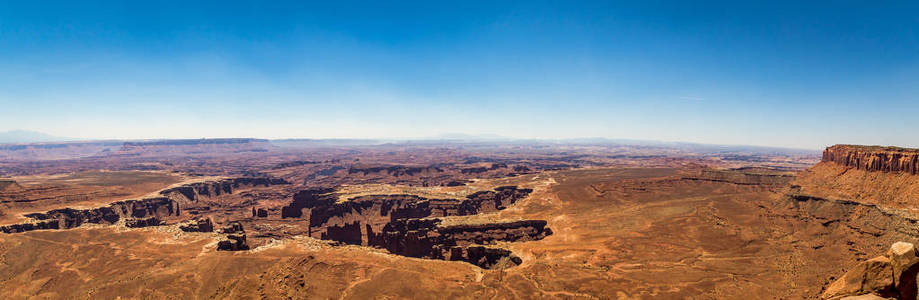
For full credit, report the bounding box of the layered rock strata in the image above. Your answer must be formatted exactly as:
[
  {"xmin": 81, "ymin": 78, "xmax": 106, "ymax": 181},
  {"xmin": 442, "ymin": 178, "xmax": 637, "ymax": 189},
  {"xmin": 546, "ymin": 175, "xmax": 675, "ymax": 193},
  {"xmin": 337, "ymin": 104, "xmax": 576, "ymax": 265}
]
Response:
[
  {"xmin": 823, "ymin": 242, "xmax": 919, "ymax": 299},
  {"xmin": 684, "ymin": 168, "xmax": 794, "ymax": 186},
  {"xmin": 217, "ymin": 221, "xmax": 249, "ymax": 251},
  {"xmin": 1, "ymin": 197, "xmax": 178, "ymax": 233},
  {"xmin": 159, "ymin": 177, "xmax": 289, "ymax": 203},
  {"xmin": 378, "ymin": 219, "xmax": 552, "ymax": 268},
  {"xmin": 1, "ymin": 176, "xmax": 285, "ymax": 234},
  {"xmin": 280, "ymin": 186, "xmax": 551, "ymax": 268},
  {"xmin": 179, "ymin": 217, "xmax": 214, "ymax": 232},
  {"xmin": 281, "ymin": 186, "xmax": 534, "ymax": 243},
  {"xmin": 823, "ymin": 145, "xmax": 919, "ymax": 175}
]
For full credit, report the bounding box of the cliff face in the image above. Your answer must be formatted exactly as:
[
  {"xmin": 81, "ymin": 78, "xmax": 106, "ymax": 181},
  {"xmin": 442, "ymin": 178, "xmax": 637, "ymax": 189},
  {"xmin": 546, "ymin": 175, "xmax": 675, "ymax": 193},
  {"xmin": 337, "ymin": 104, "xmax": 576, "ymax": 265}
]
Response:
[
  {"xmin": 280, "ymin": 186, "xmax": 550, "ymax": 268},
  {"xmin": 1, "ymin": 197, "xmax": 179, "ymax": 233},
  {"xmin": 823, "ymin": 145, "xmax": 919, "ymax": 175},
  {"xmin": 685, "ymin": 168, "xmax": 794, "ymax": 186},
  {"xmin": 159, "ymin": 177, "xmax": 289, "ymax": 203},
  {"xmin": 1, "ymin": 176, "xmax": 286, "ymax": 234},
  {"xmin": 281, "ymin": 186, "xmax": 535, "ymax": 244},
  {"xmin": 377, "ymin": 218, "xmax": 551, "ymax": 268}
]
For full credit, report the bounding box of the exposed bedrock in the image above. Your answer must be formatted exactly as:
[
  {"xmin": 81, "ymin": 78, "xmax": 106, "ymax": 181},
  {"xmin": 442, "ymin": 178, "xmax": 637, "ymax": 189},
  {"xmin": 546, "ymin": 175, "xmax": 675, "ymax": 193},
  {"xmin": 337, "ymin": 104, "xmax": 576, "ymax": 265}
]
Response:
[
  {"xmin": 822, "ymin": 242, "xmax": 919, "ymax": 299},
  {"xmin": 280, "ymin": 187, "xmax": 337, "ymax": 218},
  {"xmin": 281, "ymin": 186, "xmax": 534, "ymax": 243},
  {"xmin": 125, "ymin": 217, "xmax": 161, "ymax": 228},
  {"xmin": 347, "ymin": 165, "xmax": 444, "ymax": 177},
  {"xmin": 824, "ymin": 145, "xmax": 919, "ymax": 175},
  {"xmin": 684, "ymin": 168, "xmax": 793, "ymax": 186},
  {"xmin": 159, "ymin": 177, "xmax": 289, "ymax": 203},
  {"xmin": 280, "ymin": 186, "xmax": 549, "ymax": 268},
  {"xmin": 2, "ymin": 197, "xmax": 179, "ymax": 233},
  {"xmin": 785, "ymin": 193, "xmax": 919, "ymax": 239},
  {"xmin": 179, "ymin": 217, "xmax": 214, "ymax": 232},
  {"xmin": 0, "ymin": 176, "xmax": 285, "ymax": 234},
  {"xmin": 376, "ymin": 218, "xmax": 551, "ymax": 268},
  {"xmin": 252, "ymin": 207, "xmax": 268, "ymax": 218},
  {"xmin": 217, "ymin": 221, "xmax": 249, "ymax": 251}
]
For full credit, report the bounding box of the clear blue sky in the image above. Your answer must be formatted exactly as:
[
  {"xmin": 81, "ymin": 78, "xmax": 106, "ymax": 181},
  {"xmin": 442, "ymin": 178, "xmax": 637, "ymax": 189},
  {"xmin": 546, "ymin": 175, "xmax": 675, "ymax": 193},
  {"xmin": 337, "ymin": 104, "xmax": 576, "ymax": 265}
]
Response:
[{"xmin": 1, "ymin": 1, "xmax": 917, "ymax": 149}]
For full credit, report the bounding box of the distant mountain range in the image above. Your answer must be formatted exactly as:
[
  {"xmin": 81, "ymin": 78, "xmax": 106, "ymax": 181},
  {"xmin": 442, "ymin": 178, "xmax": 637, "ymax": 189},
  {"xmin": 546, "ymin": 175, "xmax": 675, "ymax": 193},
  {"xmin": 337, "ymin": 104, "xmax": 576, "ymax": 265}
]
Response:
[
  {"xmin": 0, "ymin": 130, "xmax": 821, "ymax": 154},
  {"xmin": 0, "ymin": 130, "xmax": 70, "ymax": 144}
]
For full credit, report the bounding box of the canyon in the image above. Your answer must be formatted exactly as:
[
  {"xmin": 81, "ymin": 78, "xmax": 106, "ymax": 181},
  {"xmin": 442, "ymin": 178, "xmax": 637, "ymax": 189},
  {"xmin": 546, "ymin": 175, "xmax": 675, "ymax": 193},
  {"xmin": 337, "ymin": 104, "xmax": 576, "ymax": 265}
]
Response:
[{"xmin": 6, "ymin": 140, "xmax": 918, "ymax": 298}]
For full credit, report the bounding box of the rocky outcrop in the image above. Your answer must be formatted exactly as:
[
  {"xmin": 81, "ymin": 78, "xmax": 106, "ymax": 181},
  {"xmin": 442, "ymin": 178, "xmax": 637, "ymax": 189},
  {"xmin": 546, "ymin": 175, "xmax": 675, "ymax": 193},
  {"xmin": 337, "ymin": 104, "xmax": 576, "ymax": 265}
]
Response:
[
  {"xmin": 179, "ymin": 217, "xmax": 214, "ymax": 232},
  {"xmin": 347, "ymin": 165, "xmax": 443, "ymax": 177},
  {"xmin": 125, "ymin": 217, "xmax": 161, "ymax": 228},
  {"xmin": 282, "ymin": 186, "xmax": 534, "ymax": 244},
  {"xmin": 684, "ymin": 168, "xmax": 794, "ymax": 186},
  {"xmin": 217, "ymin": 221, "xmax": 249, "ymax": 251},
  {"xmin": 377, "ymin": 218, "xmax": 551, "ymax": 268},
  {"xmin": 0, "ymin": 220, "xmax": 60, "ymax": 233},
  {"xmin": 787, "ymin": 193, "xmax": 919, "ymax": 235},
  {"xmin": 823, "ymin": 242, "xmax": 919, "ymax": 299},
  {"xmin": 823, "ymin": 145, "xmax": 919, "ymax": 175},
  {"xmin": 159, "ymin": 177, "xmax": 289, "ymax": 203},
  {"xmin": 1, "ymin": 197, "xmax": 179, "ymax": 233},
  {"xmin": 280, "ymin": 188, "xmax": 336, "ymax": 218},
  {"xmin": 280, "ymin": 186, "xmax": 549, "ymax": 268},
  {"xmin": 252, "ymin": 208, "xmax": 268, "ymax": 218},
  {"xmin": 0, "ymin": 179, "xmax": 21, "ymax": 192}
]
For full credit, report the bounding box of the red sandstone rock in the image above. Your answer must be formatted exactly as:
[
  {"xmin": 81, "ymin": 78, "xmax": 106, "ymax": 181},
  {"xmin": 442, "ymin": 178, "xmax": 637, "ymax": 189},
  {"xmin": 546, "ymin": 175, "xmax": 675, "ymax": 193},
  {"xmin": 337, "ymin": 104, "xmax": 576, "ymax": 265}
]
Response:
[
  {"xmin": 823, "ymin": 256, "xmax": 895, "ymax": 299},
  {"xmin": 823, "ymin": 145, "xmax": 919, "ymax": 175}
]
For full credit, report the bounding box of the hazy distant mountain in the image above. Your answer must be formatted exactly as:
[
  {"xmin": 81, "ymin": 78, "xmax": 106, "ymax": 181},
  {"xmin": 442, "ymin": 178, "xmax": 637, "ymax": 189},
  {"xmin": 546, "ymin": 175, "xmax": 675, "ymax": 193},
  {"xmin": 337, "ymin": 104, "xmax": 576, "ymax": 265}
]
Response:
[
  {"xmin": 434, "ymin": 133, "xmax": 509, "ymax": 141},
  {"xmin": 0, "ymin": 130, "xmax": 69, "ymax": 144}
]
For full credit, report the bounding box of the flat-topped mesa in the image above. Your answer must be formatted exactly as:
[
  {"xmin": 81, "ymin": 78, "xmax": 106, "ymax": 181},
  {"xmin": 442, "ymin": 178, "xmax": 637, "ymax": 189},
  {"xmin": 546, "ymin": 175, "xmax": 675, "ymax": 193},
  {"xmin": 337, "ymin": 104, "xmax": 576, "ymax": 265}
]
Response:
[
  {"xmin": 823, "ymin": 145, "xmax": 919, "ymax": 175},
  {"xmin": 376, "ymin": 218, "xmax": 552, "ymax": 268},
  {"xmin": 159, "ymin": 177, "xmax": 289, "ymax": 203},
  {"xmin": 281, "ymin": 186, "xmax": 534, "ymax": 243},
  {"xmin": 279, "ymin": 185, "xmax": 549, "ymax": 268},
  {"xmin": 0, "ymin": 179, "xmax": 21, "ymax": 192},
  {"xmin": 122, "ymin": 138, "xmax": 269, "ymax": 147},
  {"xmin": 1, "ymin": 197, "xmax": 179, "ymax": 233}
]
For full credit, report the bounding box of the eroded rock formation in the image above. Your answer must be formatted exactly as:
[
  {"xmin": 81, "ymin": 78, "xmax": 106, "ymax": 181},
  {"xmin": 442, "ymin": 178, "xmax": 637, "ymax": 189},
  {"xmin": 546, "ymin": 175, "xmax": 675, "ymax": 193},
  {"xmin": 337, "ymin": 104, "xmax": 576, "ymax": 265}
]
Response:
[
  {"xmin": 685, "ymin": 167, "xmax": 794, "ymax": 186},
  {"xmin": 1, "ymin": 176, "xmax": 285, "ymax": 234},
  {"xmin": 217, "ymin": 221, "xmax": 249, "ymax": 251},
  {"xmin": 823, "ymin": 242, "xmax": 919, "ymax": 299},
  {"xmin": 824, "ymin": 145, "xmax": 919, "ymax": 175},
  {"xmin": 378, "ymin": 218, "xmax": 551, "ymax": 268},
  {"xmin": 125, "ymin": 217, "xmax": 161, "ymax": 228},
  {"xmin": 282, "ymin": 186, "xmax": 534, "ymax": 244},
  {"xmin": 179, "ymin": 217, "xmax": 214, "ymax": 232},
  {"xmin": 1, "ymin": 197, "xmax": 178, "ymax": 233},
  {"xmin": 159, "ymin": 177, "xmax": 289, "ymax": 203},
  {"xmin": 279, "ymin": 186, "xmax": 550, "ymax": 268}
]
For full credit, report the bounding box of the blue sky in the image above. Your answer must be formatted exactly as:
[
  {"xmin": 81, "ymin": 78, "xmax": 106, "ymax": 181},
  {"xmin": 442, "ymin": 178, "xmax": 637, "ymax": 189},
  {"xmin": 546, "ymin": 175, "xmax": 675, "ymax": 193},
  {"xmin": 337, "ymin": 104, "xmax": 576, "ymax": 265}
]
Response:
[{"xmin": 1, "ymin": 1, "xmax": 917, "ymax": 149}]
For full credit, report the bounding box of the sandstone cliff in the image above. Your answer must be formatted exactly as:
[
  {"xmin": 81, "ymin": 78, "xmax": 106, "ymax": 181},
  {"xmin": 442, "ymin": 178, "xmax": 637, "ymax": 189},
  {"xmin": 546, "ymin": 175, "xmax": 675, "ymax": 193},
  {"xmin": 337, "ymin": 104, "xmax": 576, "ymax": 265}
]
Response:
[
  {"xmin": 378, "ymin": 218, "xmax": 552, "ymax": 268},
  {"xmin": 823, "ymin": 145, "xmax": 919, "ymax": 175},
  {"xmin": 822, "ymin": 242, "xmax": 919, "ymax": 299},
  {"xmin": 1, "ymin": 197, "xmax": 179, "ymax": 233},
  {"xmin": 280, "ymin": 186, "xmax": 550, "ymax": 268},
  {"xmin": 0, "ymin": 176, "xmax": 286, "ymax": 234},
  {"xmin": 281, "ymin": 186, "xmax": 534, "ymax": 244},
  {"xmin": 794, "ymin": 145, "xmax": 919, "ymax": 210},
  {"xmin": 159, "ymin": 177, "xmax": 289, "ymax": 203}
]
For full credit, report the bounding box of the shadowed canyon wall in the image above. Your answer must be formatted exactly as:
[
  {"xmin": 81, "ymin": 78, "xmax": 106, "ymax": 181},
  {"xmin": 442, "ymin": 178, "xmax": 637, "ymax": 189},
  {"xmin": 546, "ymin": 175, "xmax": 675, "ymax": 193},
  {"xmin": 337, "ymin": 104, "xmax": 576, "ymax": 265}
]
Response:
[
  {"xmin": 0, "ymin": 176, "xmax": 287, "ymax": 234},
  {"xmin": 280, "ymin": 186, "xmax": 551, "ymax": 268}
]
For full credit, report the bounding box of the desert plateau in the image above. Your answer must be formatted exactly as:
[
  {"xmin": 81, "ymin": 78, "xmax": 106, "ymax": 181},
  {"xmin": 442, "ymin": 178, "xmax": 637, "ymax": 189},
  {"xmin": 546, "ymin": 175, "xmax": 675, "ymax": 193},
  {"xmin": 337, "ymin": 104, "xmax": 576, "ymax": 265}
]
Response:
[
  {"xmin": 3, "ymin": 1, "xmax": 917, "ymax": 299},
  {"xmin": 0, "ymin": 139, "xmax": 916, "ymax": 299}
]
